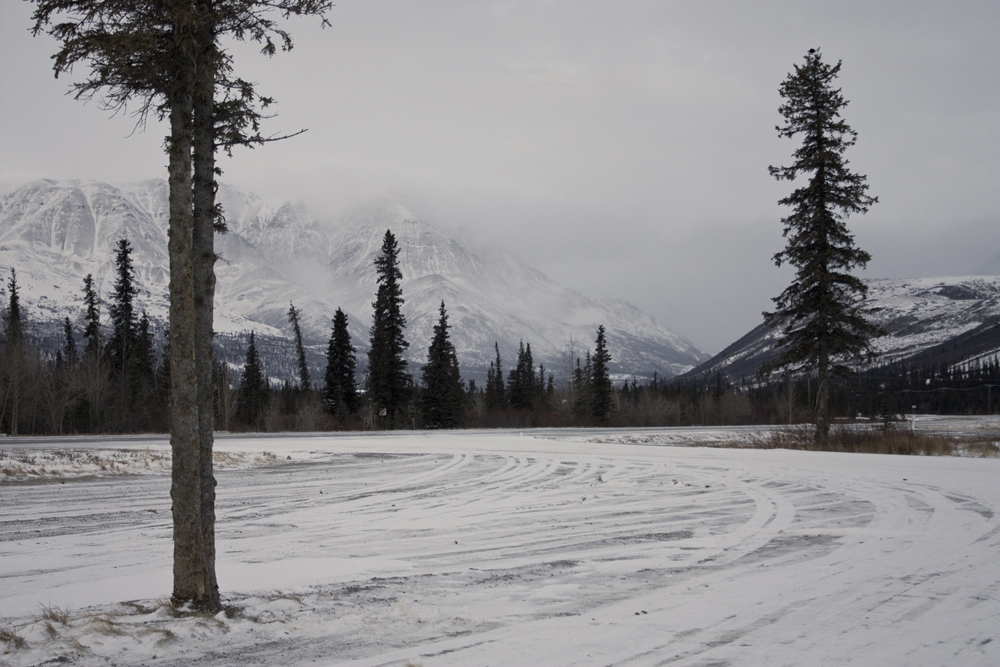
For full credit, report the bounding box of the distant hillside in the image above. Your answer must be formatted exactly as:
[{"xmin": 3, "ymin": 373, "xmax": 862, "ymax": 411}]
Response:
[{"xmin": 682, "ymin": 276, "xmax": 1000, "ymax": 381}]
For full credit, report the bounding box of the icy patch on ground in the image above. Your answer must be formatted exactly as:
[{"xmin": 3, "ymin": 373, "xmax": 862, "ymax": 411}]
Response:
[{"xmin": 0, "ymin": 448, "xmax": 283, "ymax": 481}]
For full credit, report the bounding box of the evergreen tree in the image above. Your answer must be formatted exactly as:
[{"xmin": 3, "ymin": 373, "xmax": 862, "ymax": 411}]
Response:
[
  {"xmin": 4, "ymin": 268, "xmax": 23, "ymax": 346},
  {"xmin": 105, "ymin": 238, "xmax": 138, "ymax": 373},
  {"xmin": 484, "ymin": 342, "xmax": 507, "ymax": 410},
  {"xmin": 287, "ymin": 302, "xmax": 311, "ymax": 391},
  {"xmin": 77, "ymin": 273, "xmax": 107, "ymax": 431},
  {"xmin": 507, "ymin": 341, "xmax": 535, "ymax": 409},
  {"xmin": 591, "ymin": 325, "xmax": 613, "ymax": 422},
  {"xmin": 762, "ymin": 49, "xmax": 881, "ymax": 444},
  {"xmin": 573, "ymin": 356, "xmax": 587, "ymax": 415},
  {"xmin": 324, "ymin": 308, "xmax": 358, "ymax": 418},
  {"xmin": 82, "ymin": 274, "xmax": 100, "ymax": 358},
  {"xmin": 420, "ymin": 301, "xmax": 464, "ymax": 428},
  {"xmin": 32, "ymin": 0, "xmax": 332, "ymax": 610},
  {"xmin": 2, "ymin": 268, "xmax": 25, "ymax": 435},
  {"xmin": 573, "ymin": 352, "xmax": 594, "ymax": 416},
  {"xmin": 63, "ymin": 316, "xmax": 77, "ymax": 365},
  {"xmin": 236, "ymin": 332, "xmax": 268, "ymax": 430},
  {"xmin": 368, "ymin": 230, "xmax": 410, "ymax": 425}
]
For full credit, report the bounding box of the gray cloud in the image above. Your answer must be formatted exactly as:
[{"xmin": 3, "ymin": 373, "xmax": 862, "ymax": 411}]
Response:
[{"xmin": 2, "ymin": 0, "xmax": 998, "ymax": 353}]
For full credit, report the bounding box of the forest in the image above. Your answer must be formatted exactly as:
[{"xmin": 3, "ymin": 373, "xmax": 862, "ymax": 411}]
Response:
[{"xmin": 2, "ymin": 236, "xmax": 998, "ymax": 437}]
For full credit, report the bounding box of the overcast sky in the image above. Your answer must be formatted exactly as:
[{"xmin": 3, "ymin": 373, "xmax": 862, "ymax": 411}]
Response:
[{"xmin": 2, "ymin": 0, "xmax": 999, "ymax": 354}]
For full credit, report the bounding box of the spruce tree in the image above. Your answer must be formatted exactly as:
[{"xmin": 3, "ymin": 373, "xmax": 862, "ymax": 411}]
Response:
[
  {"xmin": 484, "ymin": 342, "xmax": 507, "ymax": 410},
  {"xmin": 507, "ymin": 341, "xmax": 535, "ymax": 410},
  {"xmin": 368, "ymin": 230, "xmax": 410, "ymax": 425},
  {"xmin": 591, "ymin": 325, "xmax": 613, "ymax": 423},
  {"xmin": 236, "ymin": 332, "xmax": 268, "ymax": 430},
  {"xmin": 82, "ymin": 274, "xmax": 100, "ymax": 358},
  {"xmin": 573, "ymin": 352, "xmax": 593, "ymax": 417},
  {"xmin": 32, "ymin": 0, "xmax": 332, "ymax": 610},
  {"xmin": 573, "ymin": 356, "xmax": 587, "ymax": 416},
  {"xmin": 420, "ymin": 301, "xmax": 464, "ymax": 428},
  {"xmin": 79, "ymin": 273, "xmax": 105, "ymax": 431},
  {"xmin": 105, "ymin": 238, "xmax": 138, "ymax": 373},
  {"xmin": 287, "ymin": 302, "xmax": 311, "ymax": 391},
  {"xmin": 762, "ymin": 49, "xmax": 881, "ymax": 444},
  {"xmin": 324, "ymin": 308, "xmax": 358, "ymax": 418},
  {"xmin": 4, "ymin": 268, "xmax": 23, "ymax": 347},
  {"xmin": 2, "ymin": 269, "xmax": 24, "ymax": 435},
  {"xmin": 63, "ymin": 316, "xmax": 77, "ymax": 365}
]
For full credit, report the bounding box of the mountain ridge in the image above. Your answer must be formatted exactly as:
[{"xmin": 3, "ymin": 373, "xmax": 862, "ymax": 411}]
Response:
[
  {"xmin": 0, "ymin": 178, "xmax": 708, "ymax": 382},
  {"xmin": 682, "ymin": 275, "xmax": 1000, "ymax": 381}
]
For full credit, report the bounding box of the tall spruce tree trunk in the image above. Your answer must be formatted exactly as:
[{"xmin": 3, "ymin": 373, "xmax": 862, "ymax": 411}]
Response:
[
  {"xmin": 191, "ymin": 6, "xmax": 220, "ymax": 609},
  {"xmin": 168, "ymin": 74, "xmax": 209, "ymax": 605}
]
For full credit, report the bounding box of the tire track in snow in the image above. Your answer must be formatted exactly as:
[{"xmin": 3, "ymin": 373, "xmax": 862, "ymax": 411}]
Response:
[{"xmin": 4, "ymin": 433, "xmax": 998, "ymax": 667}]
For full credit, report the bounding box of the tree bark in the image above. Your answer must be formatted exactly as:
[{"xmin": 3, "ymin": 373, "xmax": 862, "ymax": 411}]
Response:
[
  {"xmin": 192, "ymin": 1, "xmax": 220, "ymax": 609},
  {"xmin": 168, "ymin": 66, "xmax": 208, "ymax": 605}
]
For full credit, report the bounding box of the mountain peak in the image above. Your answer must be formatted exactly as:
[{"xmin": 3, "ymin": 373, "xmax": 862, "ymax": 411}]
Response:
[{"xmin": 1, "ymin": 179, "xmax": 708, "ymax": 380}]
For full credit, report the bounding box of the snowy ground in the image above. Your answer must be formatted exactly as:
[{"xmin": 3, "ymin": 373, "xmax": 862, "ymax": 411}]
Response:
[{"xmin": 2, "ymin": 424, "xmax": 999, "ymax": 666}]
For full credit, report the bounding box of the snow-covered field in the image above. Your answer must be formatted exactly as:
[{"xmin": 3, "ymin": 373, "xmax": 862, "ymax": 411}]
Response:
[{"xmin": 2, "ymin": 426, "xmax": 999, "ymax": 666}]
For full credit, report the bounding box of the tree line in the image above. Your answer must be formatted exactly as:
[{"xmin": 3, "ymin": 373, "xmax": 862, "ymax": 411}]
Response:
[
  {"xmin": 5, "ymin": 45, "xmax": 896, "ymax": 456},
  {"xmin": 1, "ymin": 241, "xmax": 166, "ymax": 436},
  {"xmin": 226, "ymin": 231, "xmax": 619, "ymax": 431},
  {"xmin": 8, "ymin": 224, "xmax": 1000, "ymax": 437},
  {"xmin": 0, "ymin": 230, "xmax": 621, "ymax": 434}
]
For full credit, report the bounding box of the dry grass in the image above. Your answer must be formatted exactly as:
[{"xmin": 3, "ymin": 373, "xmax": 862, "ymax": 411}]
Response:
[
  {"xmin": 136, "ymin": 626, "xmax": 178, "ymax": 645},
  {"xmin": 0, "ymin": 623, "xmax": 27, "ymax": 651},
  {"xmin": 83, "ymin": 616, "xmax": 126, "ymax": 636},
  {"xmin": 38, "ymin": 604, "xmax": 71, "ymax": 625},
  {"xmin": 748, "ymin": 426, "xmax": 1000, "ymax": 456}
]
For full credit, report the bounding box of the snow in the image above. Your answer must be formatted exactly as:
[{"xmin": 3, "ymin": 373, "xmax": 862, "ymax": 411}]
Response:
[
  {"xmin": 2, "ymin": 426, "xmax": 999, "ymax": 666},
  {"xmin": 0, "ymin": 179, "xmax": 707, "ymax": 380}
]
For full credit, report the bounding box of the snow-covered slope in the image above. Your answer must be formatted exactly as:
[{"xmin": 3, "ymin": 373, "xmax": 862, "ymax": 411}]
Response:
[
  {"xmin": 685, "ymin": 276, "xmax": 1000, "ymax": 379},
  {"xmin": 321, "ymin": 200, "xmax": 706, "ymax": 377},
  {"xmin": 0, "ymin": 179, "xmax": 707, "ymax": 379}
]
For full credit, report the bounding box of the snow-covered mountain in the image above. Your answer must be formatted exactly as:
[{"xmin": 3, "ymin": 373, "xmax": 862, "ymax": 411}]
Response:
[
  {"xmin": 684, "ymin": 276, "xmax": 1000, "ymax": 380},
  {"xmin": 0, "ymin": 179, "xmax": 708, "ymax": 380}
]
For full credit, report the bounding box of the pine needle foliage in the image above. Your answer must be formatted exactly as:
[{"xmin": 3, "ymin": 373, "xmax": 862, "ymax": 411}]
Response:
[
  {"xmin": 236, "ymin": 331, "xmax": 268, "ymax": 429},
  {"xmin": 324, "ymin": 307, "xmax": 358, "ymax": 418},
  {"xmin": 507, "ymin": 341, "xmax": 536, "ymax": 410},
  {"xmin": 368, "ymin": 230, "xmax": 410, "ymax": 424},
  {"xmin": 105, "ymin": 238, "xmax": 138, "ymax": 373},
  {"xmin": 82, "ymin": 274, "xmax": 100, "ymax": 358},
  {"xmin": 591, "ymin": 325, "xmax": 613, "ymax": 422},
  {"xmin": 4, "ymin": 268, "xmax": 23, "ymax": 347},
  {"xmin": 484, "ymin": 342, "xmax": 507, "ymax": 410},
  {"xmin": 762, "ymin": 49, "xmax": 882, "ymax": 444},
  {"xmin": 420, "ymin": 301, "xmax": 464, "ymax": 429},
  {"xmin": 287, "ymin": 302, "xmax": 310, "ymax": 391}
]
